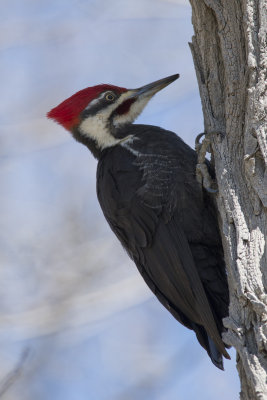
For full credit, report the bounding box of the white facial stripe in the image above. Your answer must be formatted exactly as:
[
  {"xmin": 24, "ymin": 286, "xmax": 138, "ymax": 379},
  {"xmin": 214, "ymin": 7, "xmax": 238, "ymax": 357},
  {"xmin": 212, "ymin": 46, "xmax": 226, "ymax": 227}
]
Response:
[
  {"xmin": 84, "ymin": 91, "xmax": 110, "ymax": 111},
  {"xmin": 84, "ymin": 97, "xmax": 99, "ymax": 109}
]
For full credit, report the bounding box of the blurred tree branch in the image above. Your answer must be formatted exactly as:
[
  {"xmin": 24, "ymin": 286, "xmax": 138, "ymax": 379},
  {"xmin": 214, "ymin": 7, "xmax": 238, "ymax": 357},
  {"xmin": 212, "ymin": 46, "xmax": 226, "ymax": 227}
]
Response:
[{"xmin": 0, "ymin": 348, "xmax": 30, "ymax": 398}]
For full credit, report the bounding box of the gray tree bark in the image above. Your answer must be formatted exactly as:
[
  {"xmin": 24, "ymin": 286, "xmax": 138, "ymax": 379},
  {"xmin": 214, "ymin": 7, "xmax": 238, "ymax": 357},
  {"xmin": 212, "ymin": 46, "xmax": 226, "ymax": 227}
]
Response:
[{"xmin": 189, "ymin": 1, "xmax": 267, "ymax": 399}]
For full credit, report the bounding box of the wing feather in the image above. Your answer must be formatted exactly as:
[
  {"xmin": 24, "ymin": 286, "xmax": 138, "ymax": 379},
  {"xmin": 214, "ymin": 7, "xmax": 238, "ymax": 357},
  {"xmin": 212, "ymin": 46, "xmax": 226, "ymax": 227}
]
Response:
[{"xmin": 97, "ymin": 127, "xmax": 230, "ymax": 366}]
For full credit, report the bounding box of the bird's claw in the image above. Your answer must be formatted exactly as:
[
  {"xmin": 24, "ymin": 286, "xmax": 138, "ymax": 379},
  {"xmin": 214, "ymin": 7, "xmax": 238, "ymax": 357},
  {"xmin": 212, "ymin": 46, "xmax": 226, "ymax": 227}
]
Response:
[
  {"xmin": 195, "ymin": 132, "xmax": 206, "ymax": 154},
  {"xmin": 195, "ymin": 132, "xmax": 218, "ymax": 193},
  {"xmin": 196, "ymin": 163, "xmax": 218, "ymax": 193}
]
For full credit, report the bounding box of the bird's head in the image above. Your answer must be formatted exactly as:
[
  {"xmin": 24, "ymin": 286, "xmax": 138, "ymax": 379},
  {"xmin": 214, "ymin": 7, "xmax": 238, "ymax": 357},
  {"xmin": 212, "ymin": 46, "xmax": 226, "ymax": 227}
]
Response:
[{"xmin": 47, "ymin": 74, "xmax": 179, "ymax": 156}]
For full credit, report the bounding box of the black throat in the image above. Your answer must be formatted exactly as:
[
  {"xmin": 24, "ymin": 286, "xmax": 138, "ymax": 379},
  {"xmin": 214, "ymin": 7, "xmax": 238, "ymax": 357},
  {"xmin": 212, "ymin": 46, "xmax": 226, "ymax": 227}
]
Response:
[{"xmin": 72, "ymin": 126, "xmax": 101, "ymax": 159}]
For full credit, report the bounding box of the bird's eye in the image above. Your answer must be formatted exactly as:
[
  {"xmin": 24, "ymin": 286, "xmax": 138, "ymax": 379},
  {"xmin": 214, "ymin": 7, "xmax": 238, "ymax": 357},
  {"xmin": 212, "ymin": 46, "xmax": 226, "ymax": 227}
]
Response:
[{"xmin": 105, "ymin": 93, "xmax": 115, "ymax": 101}]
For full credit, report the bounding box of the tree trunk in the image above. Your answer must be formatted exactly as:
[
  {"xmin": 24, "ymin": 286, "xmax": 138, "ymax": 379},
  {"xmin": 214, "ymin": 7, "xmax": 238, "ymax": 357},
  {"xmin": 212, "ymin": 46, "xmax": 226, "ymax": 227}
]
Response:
[{"xmin": 188, "ymin": 1, "xmax": 267, "ymax": 398}]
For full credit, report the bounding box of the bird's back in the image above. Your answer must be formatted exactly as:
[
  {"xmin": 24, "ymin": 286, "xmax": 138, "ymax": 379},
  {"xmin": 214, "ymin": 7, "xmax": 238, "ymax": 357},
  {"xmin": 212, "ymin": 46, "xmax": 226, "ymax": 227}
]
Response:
[{"xmin": 97, "ymin": 124, "xmax": 229, "ymax": 369}]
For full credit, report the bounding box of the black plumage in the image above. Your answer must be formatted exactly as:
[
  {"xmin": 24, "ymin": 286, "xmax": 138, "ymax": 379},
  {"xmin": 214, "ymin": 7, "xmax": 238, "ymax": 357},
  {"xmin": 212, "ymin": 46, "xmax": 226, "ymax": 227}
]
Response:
[{"xmin": 97, "ymin": 125, "xmax": 229, "ymax": 369}]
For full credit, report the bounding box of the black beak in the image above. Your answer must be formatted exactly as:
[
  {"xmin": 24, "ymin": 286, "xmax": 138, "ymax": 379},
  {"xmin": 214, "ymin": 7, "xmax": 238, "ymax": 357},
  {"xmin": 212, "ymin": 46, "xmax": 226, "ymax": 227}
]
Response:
[{"xmin": 130, "ymin": 74, "xmax": 179, "ymax": 98}]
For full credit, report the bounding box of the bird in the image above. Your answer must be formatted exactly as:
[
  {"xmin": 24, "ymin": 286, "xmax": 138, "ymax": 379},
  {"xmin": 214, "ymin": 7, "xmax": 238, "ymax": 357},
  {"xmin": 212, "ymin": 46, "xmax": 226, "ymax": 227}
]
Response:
[{"xmin": 47, "ymin": 74, "xmax": 230, "ymax": 369}]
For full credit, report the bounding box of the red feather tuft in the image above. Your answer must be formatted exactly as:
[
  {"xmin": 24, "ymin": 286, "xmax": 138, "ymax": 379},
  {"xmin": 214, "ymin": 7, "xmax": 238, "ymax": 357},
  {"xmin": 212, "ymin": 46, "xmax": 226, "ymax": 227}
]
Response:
[
  {"xmin": 47, "ymin": 84, "xmax": 127, "ymax": 130},
  {"xmin": 115, "ymin": 98, "xmax": 136, "ymax": 115}
]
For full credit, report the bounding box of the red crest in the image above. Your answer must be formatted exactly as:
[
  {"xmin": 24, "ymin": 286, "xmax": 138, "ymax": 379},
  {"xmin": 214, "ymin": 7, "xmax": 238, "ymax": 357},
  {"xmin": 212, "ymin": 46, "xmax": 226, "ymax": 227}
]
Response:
[{"xmin": 47, "ymin": 84, "xmax": 127, "ymax": 130}]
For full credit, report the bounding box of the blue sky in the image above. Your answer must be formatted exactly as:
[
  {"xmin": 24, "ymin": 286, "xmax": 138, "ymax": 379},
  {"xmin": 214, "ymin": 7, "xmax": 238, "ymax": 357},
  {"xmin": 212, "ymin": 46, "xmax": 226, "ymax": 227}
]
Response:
[{"xmin": 0, "ymin": 1, "xmax": 240, "ymax": 399}]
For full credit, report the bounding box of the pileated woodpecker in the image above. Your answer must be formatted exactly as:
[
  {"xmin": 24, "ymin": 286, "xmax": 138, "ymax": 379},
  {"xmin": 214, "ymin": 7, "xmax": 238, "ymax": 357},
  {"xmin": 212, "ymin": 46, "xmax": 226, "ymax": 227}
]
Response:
[{"xmin": 47, "ymin": 74, "xmax": 230, "ymax": 369}]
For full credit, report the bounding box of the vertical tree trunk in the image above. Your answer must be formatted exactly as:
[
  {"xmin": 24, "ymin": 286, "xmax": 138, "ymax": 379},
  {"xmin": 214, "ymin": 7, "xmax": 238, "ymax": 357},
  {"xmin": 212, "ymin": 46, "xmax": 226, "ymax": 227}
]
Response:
[{"xmin": 189, "ymin": 1, "xmax": 267, "ymax": 399}]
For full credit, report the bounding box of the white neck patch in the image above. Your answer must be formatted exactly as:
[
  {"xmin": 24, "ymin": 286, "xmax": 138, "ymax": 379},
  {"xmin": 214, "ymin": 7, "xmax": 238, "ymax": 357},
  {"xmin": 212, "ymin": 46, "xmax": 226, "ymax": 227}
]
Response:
[{"xmin": 79, "ymin": 112, "xmax": 120, "ymax": 149}]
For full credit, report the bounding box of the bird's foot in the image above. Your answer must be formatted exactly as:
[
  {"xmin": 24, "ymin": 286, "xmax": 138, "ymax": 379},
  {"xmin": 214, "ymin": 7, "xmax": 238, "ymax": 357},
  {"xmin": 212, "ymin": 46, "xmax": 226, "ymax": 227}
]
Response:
[
  {"xmin": 196, "ymin": 163, "xmax": 218, "ymax": 193},
  {"xmin": 195, "ymin": 132, "xmax": 218, "ymax": 193}
]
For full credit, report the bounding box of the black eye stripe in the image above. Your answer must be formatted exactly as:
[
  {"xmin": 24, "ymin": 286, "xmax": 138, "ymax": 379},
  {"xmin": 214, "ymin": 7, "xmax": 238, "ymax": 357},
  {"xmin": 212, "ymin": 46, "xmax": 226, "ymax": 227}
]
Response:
[{"xmin": 81, "ymin": 92, "xmax": 118, "ymax": 118}]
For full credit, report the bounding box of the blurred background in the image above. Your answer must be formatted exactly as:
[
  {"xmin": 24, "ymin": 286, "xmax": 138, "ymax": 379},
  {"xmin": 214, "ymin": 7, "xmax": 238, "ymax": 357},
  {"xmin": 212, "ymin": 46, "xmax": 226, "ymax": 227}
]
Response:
[{"xmin": 0, "ymin": 0, "xmax": 240, "ymax": 399}]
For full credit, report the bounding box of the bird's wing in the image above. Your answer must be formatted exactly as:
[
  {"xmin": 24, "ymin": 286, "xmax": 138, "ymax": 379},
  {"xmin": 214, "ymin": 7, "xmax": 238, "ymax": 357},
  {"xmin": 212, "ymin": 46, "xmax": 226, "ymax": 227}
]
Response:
[
  {"xmin": 97, "ymin": 143, "xmax": 229, "ymax": 360},
  {"xmin": 141, "ymin": 214, "xmax": 229, "ymax": 359}
]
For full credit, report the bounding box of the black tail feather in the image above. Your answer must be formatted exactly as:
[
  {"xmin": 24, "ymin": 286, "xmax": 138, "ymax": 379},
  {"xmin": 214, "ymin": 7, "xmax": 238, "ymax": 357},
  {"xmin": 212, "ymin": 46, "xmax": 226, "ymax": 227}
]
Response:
[
  {"xmin": 207, "ymin": 336, "xmax": 224, "ymax": 370},
  {"xmin": 191, "ymin": 322, "xmax": 227, "ymax": 370}
]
